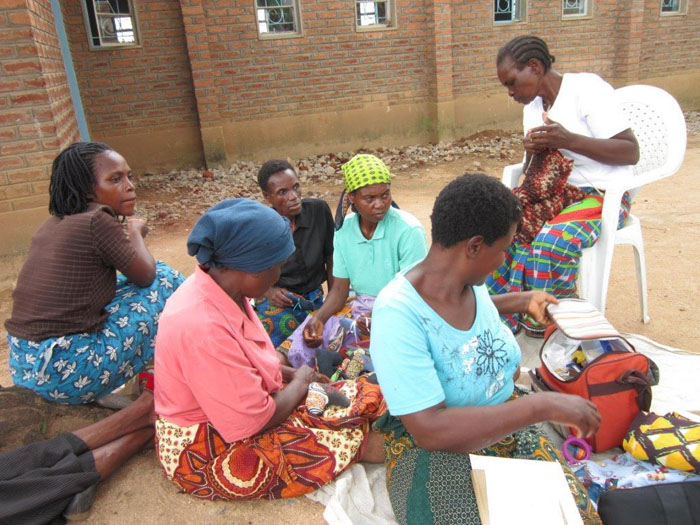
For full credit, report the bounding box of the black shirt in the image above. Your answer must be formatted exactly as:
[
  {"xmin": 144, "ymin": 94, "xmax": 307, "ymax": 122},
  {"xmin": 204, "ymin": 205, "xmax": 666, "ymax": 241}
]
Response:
[{"xmin": 276, "ymin": 198, "xmax": 334, "ymax": 294}]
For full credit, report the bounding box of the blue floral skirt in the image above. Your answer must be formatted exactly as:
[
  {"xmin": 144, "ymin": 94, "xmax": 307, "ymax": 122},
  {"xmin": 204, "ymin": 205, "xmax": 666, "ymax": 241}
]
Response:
[
  {"xmin": 255, "ymin": 288, "xmax": 324, "ymax": 347},
  {"xmin": 7, "ymin": 261, "xmax": 185, "ymax": 404}
]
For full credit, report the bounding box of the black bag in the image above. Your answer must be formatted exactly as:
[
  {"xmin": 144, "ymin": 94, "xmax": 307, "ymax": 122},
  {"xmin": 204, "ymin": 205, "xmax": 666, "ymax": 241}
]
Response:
[{"xmin": 598, "ymin": 480, "xmax": 700, "ymax": 525}]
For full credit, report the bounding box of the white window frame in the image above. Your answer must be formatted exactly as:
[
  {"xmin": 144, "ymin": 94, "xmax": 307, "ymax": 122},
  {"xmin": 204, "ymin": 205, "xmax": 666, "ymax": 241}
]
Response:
[
  {"xmin": 494, "ymin": 0, "xmax": 526, "ymax": 25},
  {"xmin": 355, "ymin": 0, "xmax": 397, "ymax": 32},
  {"xmin": 255, "ymin": 0, "xmax": 304, "ymax": 40},
  {"xmin": 562, "ymin": 0, "xmax": 593, "ymax": 19},
  {"xmin": 81, "ymin": 0, "xmax": 140, "ymax": 50},
  {"xmin": 660, "ymin": 0, "xmax": 688, "ymax": 15}
]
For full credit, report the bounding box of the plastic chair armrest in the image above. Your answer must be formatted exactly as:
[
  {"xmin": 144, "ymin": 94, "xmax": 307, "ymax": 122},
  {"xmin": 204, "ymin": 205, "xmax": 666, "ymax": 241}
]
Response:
[{"xmin": 502, "ymin": 163, "xmax": 524, "ymax": 189}]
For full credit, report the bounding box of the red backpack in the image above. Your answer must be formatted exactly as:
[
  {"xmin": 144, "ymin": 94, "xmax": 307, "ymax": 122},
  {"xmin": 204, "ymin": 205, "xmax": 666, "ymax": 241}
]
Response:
[{"xmin": 528, "ymin": 300, "xmax": 654, "ymax": 453}]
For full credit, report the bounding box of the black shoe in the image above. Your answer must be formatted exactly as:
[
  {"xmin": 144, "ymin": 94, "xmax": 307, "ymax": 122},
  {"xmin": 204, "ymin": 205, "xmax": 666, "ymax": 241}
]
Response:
[{"xmin": 63, "ymin": 484, "xmax": 98, "ymax": 522}]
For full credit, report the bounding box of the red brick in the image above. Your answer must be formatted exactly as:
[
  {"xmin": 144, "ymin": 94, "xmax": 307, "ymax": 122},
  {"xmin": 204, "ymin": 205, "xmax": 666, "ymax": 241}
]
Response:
[
  {"xmin": 11, "ymin": 92, "xmax": 49, "ymax": 105},
  {"xmin": 6, "ymin": 168, "xmax": 45, "ymax": 184},
  {"xmin": 2, "ymin": 59, "xmax": 41, "ymax": 74},
  {"xmin": 11, "ymin": 194, "xmax": 47, "ymax": 211}
]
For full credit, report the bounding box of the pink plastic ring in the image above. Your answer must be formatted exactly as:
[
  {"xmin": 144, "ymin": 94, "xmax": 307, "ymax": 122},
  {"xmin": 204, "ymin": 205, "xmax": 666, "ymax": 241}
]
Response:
[{"xmin": 562, "ymin": 435, "xmax": 592, "ymax": 464}]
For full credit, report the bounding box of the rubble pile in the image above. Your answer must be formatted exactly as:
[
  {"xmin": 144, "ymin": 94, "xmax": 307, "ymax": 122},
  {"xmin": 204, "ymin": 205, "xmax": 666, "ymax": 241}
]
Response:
[
  {"xmin": 135, "ymin": 131, "xmax": 521, "ymax": 225},
  {"xmin": 685, "ymin": 111, "xmax": 700, "ymax": 136}
]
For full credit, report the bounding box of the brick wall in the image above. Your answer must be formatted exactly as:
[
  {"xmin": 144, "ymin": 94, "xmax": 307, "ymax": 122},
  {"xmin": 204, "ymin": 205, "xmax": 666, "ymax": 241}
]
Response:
[
  {"xmin": 451, "ymin": 0, "xmax": 627, "ymax": 97},
  {"xmin": 60, "ymin": 0, "xmax": 200, "ymax": 138},
  {"xmin": 0, "ymin": 0, "xmax": 76, "ymax": 216},
  {"xmin": 638, "ymin": 0, "xmax": 700, "ymax": 79},
  {"xmin": 179, "ymin": 0, "xmax": 433, "ymax": 124}
]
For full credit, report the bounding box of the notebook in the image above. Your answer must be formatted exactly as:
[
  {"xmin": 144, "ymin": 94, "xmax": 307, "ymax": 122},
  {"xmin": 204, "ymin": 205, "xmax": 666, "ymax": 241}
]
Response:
[{"xmin": 469, "ymin": 454, "xmax": 583, "ymax": 525}]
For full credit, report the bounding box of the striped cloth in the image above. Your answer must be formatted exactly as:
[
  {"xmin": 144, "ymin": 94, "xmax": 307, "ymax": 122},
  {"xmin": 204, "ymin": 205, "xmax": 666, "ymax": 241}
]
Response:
[{"xmin": 487, "ymin": 190, "xmax": 631, "ymax": 332}]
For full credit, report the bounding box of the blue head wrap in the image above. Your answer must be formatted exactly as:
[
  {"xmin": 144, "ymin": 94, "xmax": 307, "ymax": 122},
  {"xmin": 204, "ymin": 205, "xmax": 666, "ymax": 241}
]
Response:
[{"xmin": 187, "ymin": 198, "xmax": 295, "ymax": 272}]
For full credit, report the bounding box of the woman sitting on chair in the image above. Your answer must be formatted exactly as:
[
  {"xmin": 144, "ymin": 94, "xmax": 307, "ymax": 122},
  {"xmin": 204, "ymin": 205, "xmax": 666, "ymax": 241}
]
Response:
[{"xmin": 487, "ymin": 35, "xmax": 639, "ymax": 336}]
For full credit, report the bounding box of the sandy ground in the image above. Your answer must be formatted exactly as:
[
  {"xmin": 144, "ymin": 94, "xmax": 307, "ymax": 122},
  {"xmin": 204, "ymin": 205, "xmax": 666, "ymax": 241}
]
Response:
[{"xmin": 0, "ymin": 134, "xmax": 698, "ymax": 524}]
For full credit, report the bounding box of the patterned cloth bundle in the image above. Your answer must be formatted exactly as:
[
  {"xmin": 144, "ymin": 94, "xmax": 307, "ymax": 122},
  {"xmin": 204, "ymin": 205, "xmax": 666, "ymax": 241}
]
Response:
[
  {"xmin": 623, "ymin": 412, "xmax": 700, "ymax": 473},
  {"xmin": 513, "ymin": 149, "xmax": 585, "ymax": 245}
]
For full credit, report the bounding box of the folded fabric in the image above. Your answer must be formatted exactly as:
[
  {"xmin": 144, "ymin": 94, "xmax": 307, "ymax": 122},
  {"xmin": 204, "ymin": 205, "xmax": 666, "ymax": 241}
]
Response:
[
  {"xmin": 573, "ymin": 452, "xmax": 700, "ymax": 506},
  {"xmin": 623, "ymin": 411, "xmax": 700, "ymax": 473}
]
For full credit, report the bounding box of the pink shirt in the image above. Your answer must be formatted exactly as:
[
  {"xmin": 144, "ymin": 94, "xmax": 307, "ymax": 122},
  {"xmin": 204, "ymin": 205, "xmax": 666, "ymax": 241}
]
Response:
[{"xmin": 154, "ymin": 266, "xmax": 283, "ymax": 442}]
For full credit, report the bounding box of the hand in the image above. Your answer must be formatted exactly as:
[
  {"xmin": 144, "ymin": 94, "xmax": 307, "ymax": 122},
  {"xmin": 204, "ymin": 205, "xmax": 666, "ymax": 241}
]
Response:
[
  {"xmin": 541, "ymin": 392, "xmax": 601, "ymax": 439},
  {"xmin": 265, "ymin": 286, "xmax": 294, "ymax": 308},
  {"xmin": 128, "ymin": 218, "xmax": 149, "ymax": 238},
  {"xmin": 523, "ymin": 132, "xmax": 547, "ymax": 155},
  {"xmin": 313, "ymin": 371, "xmax": 331, "ymax": 384},
  {"xmin": 527, "ymin": 114, "xmax": 575, "ymax": 151},
  {"xmin": 522, "ymin": 291, "xmax": 559, "ymax": 326},
  {"xmin": 293, "ymin": 365, "xmax": 316, "ymax": 387},
  {"xmin": 303, "ymin": 316, "xmax": 325, "ymax": 348}
]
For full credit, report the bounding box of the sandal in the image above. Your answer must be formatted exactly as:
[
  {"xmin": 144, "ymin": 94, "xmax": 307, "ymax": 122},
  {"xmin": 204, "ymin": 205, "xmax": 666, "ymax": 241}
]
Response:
[{"xmin": 519, "ymin": 321, "xmax": 545, "ymax": 339}]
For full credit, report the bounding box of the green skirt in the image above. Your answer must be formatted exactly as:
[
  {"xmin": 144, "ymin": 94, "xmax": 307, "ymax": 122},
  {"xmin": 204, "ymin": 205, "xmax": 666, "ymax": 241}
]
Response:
[{"xmin": 375, "ymin": 413, "xmax": 601, "ymax": 525}]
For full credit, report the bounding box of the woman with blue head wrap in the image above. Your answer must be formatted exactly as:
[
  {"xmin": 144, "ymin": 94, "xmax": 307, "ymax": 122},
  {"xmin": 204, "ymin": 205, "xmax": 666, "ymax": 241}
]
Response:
[{"xmin": 153, "ymin": 198, "xmax": 386, "ymax": 502}]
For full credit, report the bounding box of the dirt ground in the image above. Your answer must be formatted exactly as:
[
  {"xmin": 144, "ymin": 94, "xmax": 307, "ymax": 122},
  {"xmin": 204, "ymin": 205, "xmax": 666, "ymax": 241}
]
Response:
[{"xmin": 0, "ymin": 134, "xmax": 698, "ymax": 524}]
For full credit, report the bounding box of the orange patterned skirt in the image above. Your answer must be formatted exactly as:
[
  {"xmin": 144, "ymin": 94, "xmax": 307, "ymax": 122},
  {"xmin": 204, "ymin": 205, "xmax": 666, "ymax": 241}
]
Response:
[{"xmin": 155, "ymin": 378, "xmax": 385, "ymax": 500}]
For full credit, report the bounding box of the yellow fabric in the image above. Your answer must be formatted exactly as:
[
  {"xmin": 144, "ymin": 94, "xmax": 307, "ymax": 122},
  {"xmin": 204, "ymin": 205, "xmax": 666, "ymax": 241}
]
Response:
[
  {"xmin": 341, "ymin": 154, "xmax": 392, "ymax": 193},
  {"xmin": 623, "ymin": 412, "xmax": 700, "ymax": 473}
]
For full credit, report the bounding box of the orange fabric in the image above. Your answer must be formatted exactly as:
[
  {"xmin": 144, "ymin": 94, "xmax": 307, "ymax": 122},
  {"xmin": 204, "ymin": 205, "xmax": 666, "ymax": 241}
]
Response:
[{"xmin": 156, "ymin": 378, "xmax": 386, "ymax": 500}]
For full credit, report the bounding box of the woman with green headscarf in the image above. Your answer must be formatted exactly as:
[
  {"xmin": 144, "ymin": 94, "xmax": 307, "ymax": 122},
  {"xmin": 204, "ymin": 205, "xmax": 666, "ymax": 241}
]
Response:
[{"xmin": 281, "ymin": 154, "xmax": 428, "ymax": 371}]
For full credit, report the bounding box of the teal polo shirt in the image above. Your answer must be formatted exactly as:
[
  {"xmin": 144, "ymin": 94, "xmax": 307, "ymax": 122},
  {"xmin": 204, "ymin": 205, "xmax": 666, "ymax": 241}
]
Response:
[{"xmin": 333, "ymin": 207, "xmax": 428, "ymax": 297}]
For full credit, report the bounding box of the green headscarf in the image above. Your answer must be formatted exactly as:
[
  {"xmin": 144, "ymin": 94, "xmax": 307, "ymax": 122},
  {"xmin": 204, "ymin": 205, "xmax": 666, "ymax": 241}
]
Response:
[{"xmin": 341, "ymin": 154, "xmax": 392, "ymax": 193}]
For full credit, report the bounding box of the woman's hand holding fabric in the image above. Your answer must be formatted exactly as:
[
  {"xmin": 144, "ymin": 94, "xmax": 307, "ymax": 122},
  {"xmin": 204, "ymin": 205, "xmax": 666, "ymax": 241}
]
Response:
[
  {"xmin": 539, "ymin": 392, "xmax": 601, "ymax": 439},
  {"xmin": 527, "ymin": 113, "xmax": 639, "ymax": 166},
  {"xmin": 265, "ymin": 286, "xmax": 294, "ymax": 307},
  {"xmin": 523, "ymin": 291, "xmax": 558, "ymax": 326},
  {"xmin": 265, "ymin": 365, "xmax": 317, "ymax": 430},
  {"xmin": 293, "ymin": 365, "xmax": 316, "ymax": 387},
  {"xmin": 527, "ymin": 115, "xmax": 575, "ymax": 151},
  {"xmin": 303, "ymin": 316, "xmax": 325, "ymax": 348},
  {"xmin": 523, "ymin": 131, "xmax": 547, "ymax": 155}
]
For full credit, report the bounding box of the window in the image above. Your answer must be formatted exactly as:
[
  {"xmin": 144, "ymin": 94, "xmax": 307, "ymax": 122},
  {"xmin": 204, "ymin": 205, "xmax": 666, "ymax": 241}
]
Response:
[
  {"xmin": 82, "ymin": 0, "xmax": 139, "ymax": 48},
  {"xmin": 562, "ymin": 0, "xmax": 591, "ymax": 18},
  {"xmin": 256, "ymin": 0, "xmax": 302, "ymax": 38},
  {"xmin": 494, "ymin": 0, "xmax": 525, "ymax": 24},
  {"xmin": 661, "ymin": 0, "xmax": 687, "ymax": 14},
  {"xmin": 355, "ymin": 1, "xmax": 396, "ymax": 30}
]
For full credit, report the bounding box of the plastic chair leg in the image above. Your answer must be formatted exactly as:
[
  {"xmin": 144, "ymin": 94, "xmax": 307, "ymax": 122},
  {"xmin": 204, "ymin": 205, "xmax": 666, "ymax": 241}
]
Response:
[{"xmin": 631, "ymin": 239, "xmax": 650, "ymax": 324}]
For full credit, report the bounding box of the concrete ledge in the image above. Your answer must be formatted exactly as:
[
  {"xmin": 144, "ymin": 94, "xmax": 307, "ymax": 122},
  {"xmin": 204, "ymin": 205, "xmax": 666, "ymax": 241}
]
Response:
[
  {"xmin": 220, "ymin": 101, "xmax": 435, "ymax": 162},
  {"xmin": 95, "ymin": 124, "xmax": 205, "ymax": 173},
  {"xmin": 0, "ymin": 207, "xmax": 48, "ymax": 256},
  {"xmin": 634, "ymin": 71, "xmax": 700, "ymax": 112}
]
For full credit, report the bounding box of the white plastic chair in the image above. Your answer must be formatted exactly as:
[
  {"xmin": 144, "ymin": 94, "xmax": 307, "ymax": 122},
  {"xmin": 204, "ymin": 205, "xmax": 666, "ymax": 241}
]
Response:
[{"xmin": 501, "ymin": 85, "xmax": 687, "ymax": 323}]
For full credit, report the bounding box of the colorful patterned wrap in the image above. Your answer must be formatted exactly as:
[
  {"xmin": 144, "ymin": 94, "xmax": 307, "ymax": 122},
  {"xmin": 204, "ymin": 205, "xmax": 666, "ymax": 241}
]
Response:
[
  {"xmin": 7, "ymin": 261, "xmax": 185, "ymax": 404},
  {"xmin": 487, "ymin": 190, "xmax": 631, "ymax": 332},
  {"xmin": 256, "ymin": 288, "xmax": 324, "ymax": 347},
  {"xmin": 155, "ymin": 378, "xmax": 385, "ymax": 500},
  {"xmin": 623, "ymin": 412, "xmax": 700, "ymax": 474},
  {"xmin": 375, "ymin": 390, "xmax": 601, "ymax": 525}
]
